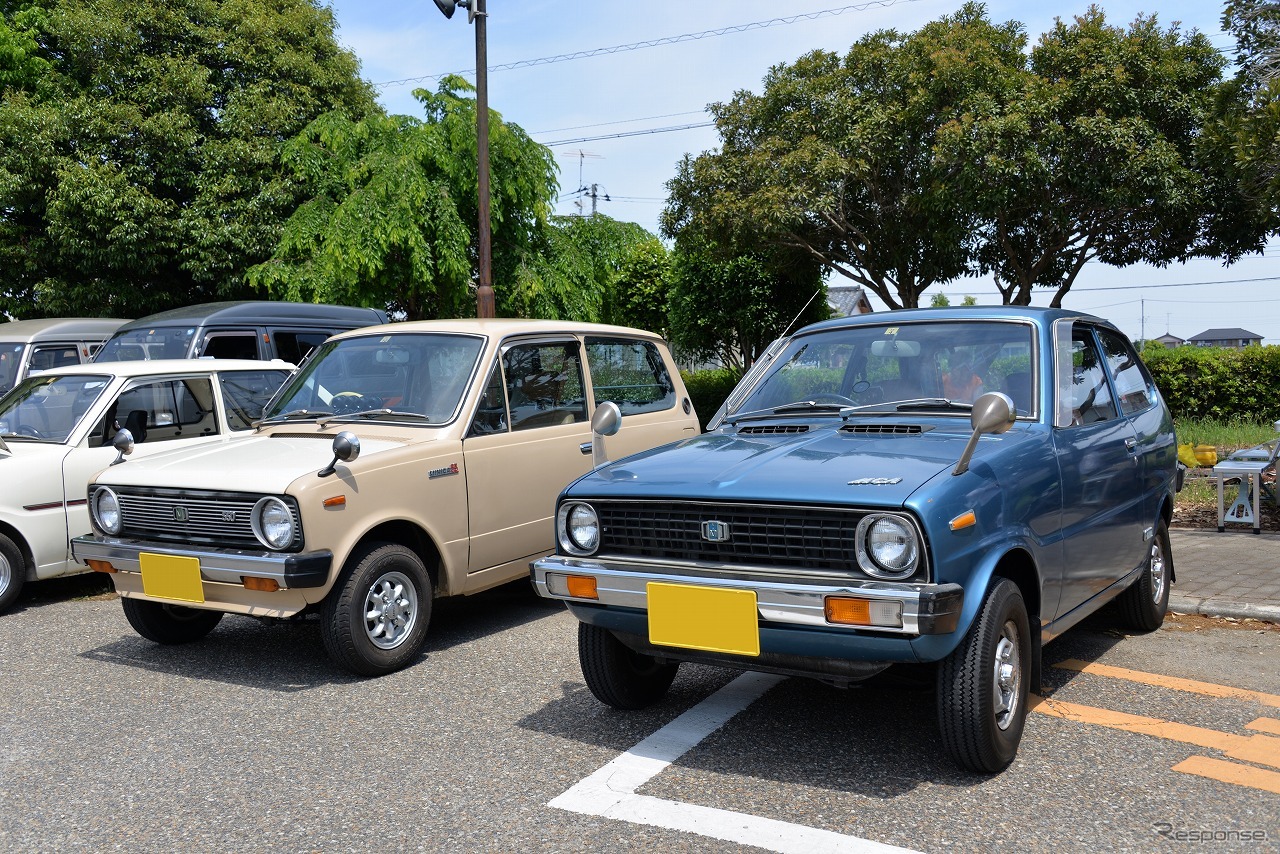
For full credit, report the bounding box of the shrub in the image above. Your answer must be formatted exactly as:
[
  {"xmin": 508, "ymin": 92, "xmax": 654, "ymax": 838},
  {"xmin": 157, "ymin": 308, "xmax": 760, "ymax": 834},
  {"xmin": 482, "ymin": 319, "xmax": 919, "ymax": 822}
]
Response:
[
  {"xmin": 1142, "ymin": 345, "xmax": 1280, "ymax": 422},
  {"xmin": 681, "ymin": 368, "xmax": 740, "ymax": 430}
]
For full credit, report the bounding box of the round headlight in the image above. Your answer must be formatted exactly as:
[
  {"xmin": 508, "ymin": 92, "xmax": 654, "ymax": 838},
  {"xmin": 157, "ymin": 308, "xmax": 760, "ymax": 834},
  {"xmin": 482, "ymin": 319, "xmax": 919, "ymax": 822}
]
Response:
[
  {"xmin": 251, "ymin": 497, "xmax": 296, "ymax": 550},
  {"xmin": 856, "ymin": 514, "xmax": 920, "ymax": 580},
  {"xmin": 558, "ymin": 502, "xmax": 599, "ymax": 555},
  {"xmin": 93, "ymin": 487, "xmax": 122, "ymax": 535}
]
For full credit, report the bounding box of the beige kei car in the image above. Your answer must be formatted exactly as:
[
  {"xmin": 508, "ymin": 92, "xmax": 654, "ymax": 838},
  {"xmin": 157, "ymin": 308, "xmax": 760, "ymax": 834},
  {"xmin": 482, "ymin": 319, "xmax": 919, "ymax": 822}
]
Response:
[{"xmin": 73, "ymin": 319, "xmax": 699, "ymax": 675}]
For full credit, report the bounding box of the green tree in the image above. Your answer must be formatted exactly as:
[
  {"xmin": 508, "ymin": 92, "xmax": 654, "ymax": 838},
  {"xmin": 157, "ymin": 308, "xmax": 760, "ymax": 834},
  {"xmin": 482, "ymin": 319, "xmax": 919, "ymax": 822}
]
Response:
[
  {"xmin": 253, "ymin": 77, "xmax": 557, "ymax": 320},
  {"xmin": 0, "ymin": 6, "xmax": 47, "ymax": 91},
  {"xmin": 0, "ymin": 0, "xmax": 376, "ymax": 319},
  {"xmin": 610, "ymin": 237, "xmax": 671, "ymax": 335},
  {"xmin": 943, "ymin": 6, "xmax": 1257, "ymax": 306},
  {"xmin": 507, "ymin": 213, "xmax": 655, "ymax": 323},
  {"xmin": 667, "ymin": 240, "xmax": 825, "ymax": 370},
  {"xmin": 663, "ymin": 3, "xmax": 1027, "ymax": 309}
]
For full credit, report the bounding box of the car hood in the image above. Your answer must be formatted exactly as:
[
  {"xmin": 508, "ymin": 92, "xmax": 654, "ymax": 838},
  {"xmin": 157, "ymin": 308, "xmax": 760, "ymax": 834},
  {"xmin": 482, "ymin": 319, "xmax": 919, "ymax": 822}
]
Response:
[
  {"xmin": 581, "ymin": 420, "xmax": 1022, "ymax": 506},
  {"xmin": 90, "ymin": 433, "xmax": 406, "ymax": 494}
]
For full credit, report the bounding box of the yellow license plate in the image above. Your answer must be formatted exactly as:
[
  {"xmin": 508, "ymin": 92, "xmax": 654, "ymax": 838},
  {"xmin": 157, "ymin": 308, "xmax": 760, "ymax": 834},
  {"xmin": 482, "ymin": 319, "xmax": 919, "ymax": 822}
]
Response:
[
  {"xmin": 647, "ymin": 582, "xmax": 759, "ymax": 657},
  {"xmin": 139, "ymin": 553, "xmax": 205, "ymax": 604}
]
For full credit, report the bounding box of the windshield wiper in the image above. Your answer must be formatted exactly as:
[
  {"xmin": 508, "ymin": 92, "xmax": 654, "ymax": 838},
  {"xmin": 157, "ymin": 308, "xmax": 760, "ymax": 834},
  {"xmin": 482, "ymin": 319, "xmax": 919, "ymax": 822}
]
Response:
[
  {"xmin": 724, "ymin": 400, "xmax": 854, "ymax": 425},
  {"xmin": 893, "ymin": 398, "xmax": 973, "ymax": 413},
  {"xmin": 257, "ymin": 408, "xmax": 334, "ymax": 426},
  {"xmin": 319, "ymin": 409, "xmax": 430, "ymax": 425}
]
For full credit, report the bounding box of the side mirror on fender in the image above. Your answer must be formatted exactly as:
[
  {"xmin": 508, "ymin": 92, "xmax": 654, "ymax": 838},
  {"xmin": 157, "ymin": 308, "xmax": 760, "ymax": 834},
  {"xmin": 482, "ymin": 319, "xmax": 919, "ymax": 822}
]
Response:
[
  {"xmin": 109, "ymin": 428, "xmax": 135, "ymax": 466},
  {"xmin": 952, "ymin": 392, "xmax": 1016, "ymax": 476},
  {"xmin": 318, "ymin": 430, "xmax": 361, "ymax": 478},
  {"xmin": 590, "ymin": 401, "xmax": 622, "ymax": 468}
]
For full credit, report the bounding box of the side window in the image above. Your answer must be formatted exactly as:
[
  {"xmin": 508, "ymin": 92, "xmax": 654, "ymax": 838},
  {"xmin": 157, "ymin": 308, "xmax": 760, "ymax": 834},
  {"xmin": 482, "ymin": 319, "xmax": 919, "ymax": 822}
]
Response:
[
  {"xmin": 1097, "ymin": 328, "xmax": 1154, "ymax": 416},
  {"xmin": 467, "ymin": 362, "xmax": 509, "ymax": 436},
  {"xmin": 29, "ymin": 345, "xmax": 80, "ymax": 371},
  {"xmin": 503, "ymin": 342, "xmax": 587, "ymax": 431},
  {"xmin": 585, "ymin": 337, "xmax": 676, "ymax": 416},
  {"xmin": 107, "ymin": 378, "xmax": 219, "ymax": 444},
  {"xmin": 201, "ymin": 331, "xmax": 259, "ymax": 360},
  {"xmin": 272, "ymin": 330, "xmax": 330, "ymax": 364},
  {"xmin": 220, "ymin": 370, "xmax": 291, "ymax": 431},
  {"xmin": 1064, "ymin": 327, "xmax": 1119, "ymax": 426}
]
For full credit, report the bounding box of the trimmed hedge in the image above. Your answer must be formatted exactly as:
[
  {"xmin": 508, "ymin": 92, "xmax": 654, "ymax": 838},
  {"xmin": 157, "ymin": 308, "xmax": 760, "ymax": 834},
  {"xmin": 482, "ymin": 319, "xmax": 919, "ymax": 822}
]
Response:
[
  {"xmin": 1142, "ymin": 345, "xmax": 1280, "ymax": 423},
  {"xmin": 683, "ymin": 345, "xmax": 1280, "ymax": 430},
  {"xmin": 681, "ymin": 368, "xmax": 739, "ymax": 430}
]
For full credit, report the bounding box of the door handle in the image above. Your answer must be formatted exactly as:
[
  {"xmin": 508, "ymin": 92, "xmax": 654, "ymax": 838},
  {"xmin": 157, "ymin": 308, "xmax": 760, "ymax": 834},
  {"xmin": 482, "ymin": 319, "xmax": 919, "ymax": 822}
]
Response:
[
  {"xmin": 579, "ymin": 441, "xmax": 593, "ymax": 455},
  {"xmin": 1124, "ymin": 437, "xmax": 1138, "ymax": 452}
]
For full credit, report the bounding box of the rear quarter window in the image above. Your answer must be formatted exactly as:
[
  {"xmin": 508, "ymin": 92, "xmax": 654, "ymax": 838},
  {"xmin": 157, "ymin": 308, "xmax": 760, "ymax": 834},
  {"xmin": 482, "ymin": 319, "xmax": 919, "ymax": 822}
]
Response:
[{"xmin": 585, "ymin": 337, "xmax": 675, "ymax": 416}]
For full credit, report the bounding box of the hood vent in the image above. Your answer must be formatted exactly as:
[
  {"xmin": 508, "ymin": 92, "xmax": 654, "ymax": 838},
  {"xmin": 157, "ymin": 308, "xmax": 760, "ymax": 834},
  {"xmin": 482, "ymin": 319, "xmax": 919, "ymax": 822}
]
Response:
[
  {"xmin": 841, "ymin": 423, "xmax": 931, "ymax": 436},
  {"xmin": 738, "ymin": 424, "xmax": 811, "ymax": 435}
]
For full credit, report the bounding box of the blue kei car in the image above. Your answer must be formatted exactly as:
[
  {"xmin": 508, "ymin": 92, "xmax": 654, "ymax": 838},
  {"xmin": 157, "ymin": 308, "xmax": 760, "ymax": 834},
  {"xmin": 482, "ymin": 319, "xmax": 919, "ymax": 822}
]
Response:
[{"xmin": 531, "ymin": 306, "xmax": 1179, "ymax": 774}]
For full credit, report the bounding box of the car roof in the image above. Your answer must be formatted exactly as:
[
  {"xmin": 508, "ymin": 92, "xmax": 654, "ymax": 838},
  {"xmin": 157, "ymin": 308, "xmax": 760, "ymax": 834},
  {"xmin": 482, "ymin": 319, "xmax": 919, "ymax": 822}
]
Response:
[
  {"xmin": 0, "ymin": 317, "xmax": 130, "ymax": 342},
  {"xmin": 326, "ymin": 317, "xmax": 669, "ymax": 343},
  {"xmin": 110, "ymin": 301, "xmax": 388, "ymax": 331},
  {"xmin": 26, "ymin": 358, "xmax": 296, "ymax": 379},
  {"xmin": 798, "ymin": 305, "xmax": 1115, "ymax": 335}
]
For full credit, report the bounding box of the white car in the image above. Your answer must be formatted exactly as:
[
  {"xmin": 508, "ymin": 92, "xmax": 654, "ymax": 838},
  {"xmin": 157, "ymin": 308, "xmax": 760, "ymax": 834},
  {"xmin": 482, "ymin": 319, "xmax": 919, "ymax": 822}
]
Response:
[{"xmin": 0, "ymin": 359, "xmax": 293, "ymax": 611}]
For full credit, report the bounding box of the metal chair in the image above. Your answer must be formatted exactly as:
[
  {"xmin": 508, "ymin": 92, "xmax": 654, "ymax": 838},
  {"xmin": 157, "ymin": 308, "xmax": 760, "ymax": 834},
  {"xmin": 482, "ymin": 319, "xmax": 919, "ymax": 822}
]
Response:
[{"xmin": 1214, "ymin": 421, "xmax": 1280, "ymax": 533}]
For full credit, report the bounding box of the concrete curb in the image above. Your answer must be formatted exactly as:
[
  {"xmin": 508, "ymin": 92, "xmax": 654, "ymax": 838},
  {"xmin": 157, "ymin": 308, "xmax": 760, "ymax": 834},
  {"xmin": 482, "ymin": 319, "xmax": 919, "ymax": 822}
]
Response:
[{"xmin": 1169, "ymin": 595, "xmax": 1280, "ymax": 624}]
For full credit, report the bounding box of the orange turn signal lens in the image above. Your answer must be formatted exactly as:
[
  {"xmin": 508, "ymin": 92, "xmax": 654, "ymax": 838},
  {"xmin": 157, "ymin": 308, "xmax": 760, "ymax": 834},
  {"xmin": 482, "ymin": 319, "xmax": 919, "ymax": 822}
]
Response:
[
  {"xmin": 322, "ymin": 495, "xmax": 346, "ymax": 508},
  {"xmin": 86, "ymin": 559, "xmax": 117, "ymax": 574},
  {"xmin": 825, "ymin": 597, "xmax": 871, "ymax": 625},
  {"xmin": 565, "ymin": 575, "xmax": 598, "ymax": 599},
  {"xmin": 949, "ymin": 510, "xmax": 977, "ymax": 531},
  {"xmin": 242, "ymin": 576, "xmax": 280, "ymax": 592}
]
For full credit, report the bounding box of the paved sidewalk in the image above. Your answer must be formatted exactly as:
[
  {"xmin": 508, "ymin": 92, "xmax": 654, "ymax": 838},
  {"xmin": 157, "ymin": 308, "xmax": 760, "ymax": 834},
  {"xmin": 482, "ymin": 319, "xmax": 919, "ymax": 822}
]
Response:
[{"xmin": 1168, "ymin": 528, "xmax": 1280, "ymax": 623}]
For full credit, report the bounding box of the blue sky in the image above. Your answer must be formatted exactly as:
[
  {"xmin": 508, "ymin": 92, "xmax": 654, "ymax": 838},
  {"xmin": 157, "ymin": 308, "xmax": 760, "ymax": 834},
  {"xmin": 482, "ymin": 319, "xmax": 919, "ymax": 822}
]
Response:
[{"xmin": 324, "ymin": 1, "xmax": 1279, "ymax": 344}]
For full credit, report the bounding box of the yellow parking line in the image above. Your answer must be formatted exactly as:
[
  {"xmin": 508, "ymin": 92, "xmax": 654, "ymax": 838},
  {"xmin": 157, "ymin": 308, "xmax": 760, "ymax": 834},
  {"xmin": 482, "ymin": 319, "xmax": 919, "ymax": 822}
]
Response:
[
  {"xmin": 1053, "ymin": 659, "xmax": 1280, "ymax": 708},
  {"xmin": 1173, "ymin": 755, "xmax": 1280, "ymax": 795},
  {"xmin": 1247, "ymin": 718, "xmax": 1280, "ymax": 736},
  {"xmin": 1029, "ymin": 696, "xmax": 1280, "ymax": 769}
]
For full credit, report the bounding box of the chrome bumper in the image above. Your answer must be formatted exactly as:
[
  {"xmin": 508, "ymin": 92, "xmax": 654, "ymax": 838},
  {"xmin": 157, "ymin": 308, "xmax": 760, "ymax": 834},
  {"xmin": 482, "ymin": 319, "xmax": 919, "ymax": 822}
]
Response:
[
  {"xmin": 530, "ymin": 555, "xmax": 963, "ymax": 636},
  {"xmin": 71, "ymin": 534, "xmax": 332, "ymax": 589}
]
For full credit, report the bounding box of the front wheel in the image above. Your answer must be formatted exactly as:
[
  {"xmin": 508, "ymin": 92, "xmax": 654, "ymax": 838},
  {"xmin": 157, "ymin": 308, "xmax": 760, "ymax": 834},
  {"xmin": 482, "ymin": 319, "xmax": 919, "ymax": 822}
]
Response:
[
  {"xmin": 321, "ymin": 543, "xmax": 432, "ymax": 677},
  {"xmin": 937, "ymin": 578, "xmax": 1031, "ymax": 774},
  {"xmin": 578, "ymin": 623, "xmax": 679, "ymax": 709},
  {"xmin": 121, "ymin": 597, "xmax": 223, "ymax": 644},
  {"xmin": 1115, "ymin": 519, "xmax": 1172, "ymax": 632},
  {"xmin": 0, "ymin": 534, "xmax": 26, "ymax": 613}
]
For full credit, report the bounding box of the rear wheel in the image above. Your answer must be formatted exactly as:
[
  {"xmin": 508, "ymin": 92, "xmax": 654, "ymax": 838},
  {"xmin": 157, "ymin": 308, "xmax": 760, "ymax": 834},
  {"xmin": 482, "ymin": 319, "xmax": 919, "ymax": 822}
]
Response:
[
  {"xmin": 1115, "ymin": 520, "xmax": 1171, "ymax": 633},
  {"xmin": 0, "ymin": 534, "xmax": 26, "ymax": 613},
  {"xmin": 578, "ymin": 623, "xmax": 679, "ymax": 709},
  {"xmin": 937, "ymin": 578, "xmax": 1031, "ymax": 774},
  {"xmin": 121, "ymin": 597, "xmax": 223, "ymax": 644},
  {"xmin": 322, "ymin": 543, "xmax": 432, "ymax": 677}
]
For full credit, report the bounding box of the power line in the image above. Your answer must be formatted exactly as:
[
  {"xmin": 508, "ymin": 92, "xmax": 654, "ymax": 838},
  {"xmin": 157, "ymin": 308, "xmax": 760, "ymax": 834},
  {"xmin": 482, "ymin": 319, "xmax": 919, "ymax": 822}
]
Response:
[
  {"xmin": 532, "ymin": 110, "xmax": 710, "ymax": 136},
  {"xmin": 373, "ymin": 0, "xmax": 930, "ymax": 89},
  {"xmin": 543, "ymin": 122, "xmax": 715, "ymax": 147}
]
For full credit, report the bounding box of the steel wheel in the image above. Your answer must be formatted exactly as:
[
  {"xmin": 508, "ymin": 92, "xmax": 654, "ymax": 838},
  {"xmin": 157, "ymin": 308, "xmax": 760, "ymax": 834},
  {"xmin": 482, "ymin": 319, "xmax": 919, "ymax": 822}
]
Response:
[
  {"xmin": 363, "ymin": 570, "xmax": 419, "ymax": 650},
  {"xmin": 1148, "ymin": 536, "xmax": 1167, "ymax": 605},
  {"xmin": 1116, "ymin": 520, "xmax": 1172, "ymax": 633},
  {"xmin": 0, "ymin": 534, "xmax": 25, "ymax": 613},
  {"xmin": 992, "ymin": 621, "xmax": 1022, "ymax": 731}
]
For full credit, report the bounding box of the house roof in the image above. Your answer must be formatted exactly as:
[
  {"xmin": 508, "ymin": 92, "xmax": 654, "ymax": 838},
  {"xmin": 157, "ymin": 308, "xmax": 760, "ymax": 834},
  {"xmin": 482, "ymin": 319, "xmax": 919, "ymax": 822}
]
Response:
[
  {"xmin": 826, "ymin": 284, "xmax": 873, "ymax": 317},
  {"xmin": 1187, "ymin": 328, "xmax": 1262, "ymax": 342}
]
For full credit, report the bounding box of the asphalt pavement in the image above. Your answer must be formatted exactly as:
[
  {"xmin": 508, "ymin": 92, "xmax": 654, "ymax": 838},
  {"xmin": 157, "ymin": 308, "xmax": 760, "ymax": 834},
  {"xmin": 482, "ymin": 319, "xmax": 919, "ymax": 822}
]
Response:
[{"xmin": 1169, "ymin": 528, "xmax": 1280, "ymax": 624}]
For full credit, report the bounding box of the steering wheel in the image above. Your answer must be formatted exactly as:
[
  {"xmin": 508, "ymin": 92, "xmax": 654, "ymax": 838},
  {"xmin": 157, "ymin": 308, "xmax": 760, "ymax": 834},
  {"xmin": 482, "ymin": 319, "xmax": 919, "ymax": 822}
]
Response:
[
  {"xmin": 16, "ymin": 424, "xmax": 43, "ymax": 439},
  {"xmin": 809, "ymin": 393, "xmax": 858, "ymax": 406},
  {"xmin": 331, "ymin": 392, "xmax": 381, "ymax": 415}
]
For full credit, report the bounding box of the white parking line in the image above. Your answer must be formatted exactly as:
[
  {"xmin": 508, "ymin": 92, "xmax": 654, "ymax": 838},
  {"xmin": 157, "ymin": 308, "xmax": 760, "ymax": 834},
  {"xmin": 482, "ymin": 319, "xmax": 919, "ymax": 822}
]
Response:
[{"xmin": 550, "ymin": 672, "xmax": 920, "ymax": 853}]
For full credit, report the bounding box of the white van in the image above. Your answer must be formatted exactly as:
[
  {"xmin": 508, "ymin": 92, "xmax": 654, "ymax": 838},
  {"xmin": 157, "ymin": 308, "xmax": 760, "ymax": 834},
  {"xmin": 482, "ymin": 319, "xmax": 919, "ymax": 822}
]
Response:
[{"xmin": 0, "ymin": 318, "xmax": 129, "ymax": 396}]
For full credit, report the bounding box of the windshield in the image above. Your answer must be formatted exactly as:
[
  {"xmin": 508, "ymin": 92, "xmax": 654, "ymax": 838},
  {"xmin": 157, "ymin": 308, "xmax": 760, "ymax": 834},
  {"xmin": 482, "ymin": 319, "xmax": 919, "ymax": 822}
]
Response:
[
  {"xmin": 0, "ymin": 343, "xmax": 23, "ymax": 396},
  {"xmin": 732, "ymin": 320, "xmax": 1036, "ymax": 418},
  {"xmin": 95, "ymin": 326, "xmax": 196, "ymax": 362},
  {"xmin": 262, "ymin": 333, "xmax": 484, "ymax": 424},
  {"xmin": 0, "ymin": 373, "xmax": 112, "ymax": 443}
]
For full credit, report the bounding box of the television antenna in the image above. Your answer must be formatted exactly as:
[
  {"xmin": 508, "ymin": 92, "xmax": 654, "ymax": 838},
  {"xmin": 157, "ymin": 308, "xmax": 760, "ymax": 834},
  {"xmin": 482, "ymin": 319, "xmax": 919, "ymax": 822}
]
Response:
[{"xmin": 559, "ymin": 149, "xmax": 602, "ymax": 196}]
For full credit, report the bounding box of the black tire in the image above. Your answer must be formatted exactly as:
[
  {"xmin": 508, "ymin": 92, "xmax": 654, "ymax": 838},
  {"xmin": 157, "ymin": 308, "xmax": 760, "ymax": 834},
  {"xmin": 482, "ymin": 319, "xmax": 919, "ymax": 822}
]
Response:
[
  {"xmin": 121, "ymin": 597, "xmax": 223, "ymax": 644},
  {"xmin": 321, "ymin": 543, "xmax": 432, "ymax": 677},
  {"xmin": 0, "ymin": 533, "xmax": 26, "ymax": 614},
  {"xmin": 1116, "ymin": 519, "xmax": 1172, "ymax": 633},
  {"xmin": 937, "ymin": 578, "xmax": 1031, "ymax": 774},
  {"xmin": 578, "ymin": 622, "xmax": 679, "ymax": 710}
]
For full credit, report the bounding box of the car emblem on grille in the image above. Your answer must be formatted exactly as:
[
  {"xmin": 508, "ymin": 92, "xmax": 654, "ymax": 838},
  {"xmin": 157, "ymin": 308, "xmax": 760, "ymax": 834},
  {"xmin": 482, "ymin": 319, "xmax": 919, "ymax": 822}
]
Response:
[
  {"xmin": 222, "ymin": 510, "xmax": 237, "ymax": 522},
  {"xmin": 173, "ymin": 506, "xmax": 188, "ymax": 522},
  {"xmin": 701, "ymin": 520, "xmax": 730, "ymax": 542}
]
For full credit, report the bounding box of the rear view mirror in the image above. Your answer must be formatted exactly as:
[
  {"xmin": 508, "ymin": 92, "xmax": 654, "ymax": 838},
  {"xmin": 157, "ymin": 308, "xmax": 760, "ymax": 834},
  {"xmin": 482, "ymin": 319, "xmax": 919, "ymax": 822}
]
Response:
[
  {"xmin": 374, "ymin": 348, "xmax": 411, "ymax": 365},
  {"xmin": 870, "ymin": 339, "xmax": 921, "ymax": 357}
]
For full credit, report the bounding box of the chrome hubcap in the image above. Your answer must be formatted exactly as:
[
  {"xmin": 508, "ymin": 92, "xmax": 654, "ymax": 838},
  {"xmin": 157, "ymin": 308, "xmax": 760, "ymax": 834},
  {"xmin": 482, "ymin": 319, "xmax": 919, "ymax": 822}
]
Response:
[
  {"xmin": 1149, "ymin": 539, "xmax": 1166, "ymax": 605},
  {"xmin": 363, "ymin": 571, "xmax": 418, "ymax": 650},
  {"xmin": 993, "ymin": 621, "xmax": 1022, "ymax": 731},
  {"xmin": 0, "ymin": 551, "xmax": 11, "ymax": 597}
]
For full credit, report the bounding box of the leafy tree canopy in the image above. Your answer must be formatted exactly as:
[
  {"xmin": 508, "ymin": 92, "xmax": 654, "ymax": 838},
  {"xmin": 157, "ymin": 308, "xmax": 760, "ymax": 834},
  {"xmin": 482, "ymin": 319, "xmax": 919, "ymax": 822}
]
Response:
[
  {"xmin": 253, "ymin": 76, "xmax": 558, "ymax": 320},
  {"xmin": 0, "ymin": 0, "xmax": 376, "ymax": 319}
]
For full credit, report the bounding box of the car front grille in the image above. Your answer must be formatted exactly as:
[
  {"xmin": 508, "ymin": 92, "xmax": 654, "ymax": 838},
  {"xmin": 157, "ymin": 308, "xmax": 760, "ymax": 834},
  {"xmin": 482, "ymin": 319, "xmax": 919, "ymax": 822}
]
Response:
[
  {"xmin": 100, "ymin": 486, "xmax": 302, "ymax": 550},
  {"xmin": 593, "ymin": 500, "xmax": 865, "ymax": 574}
]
